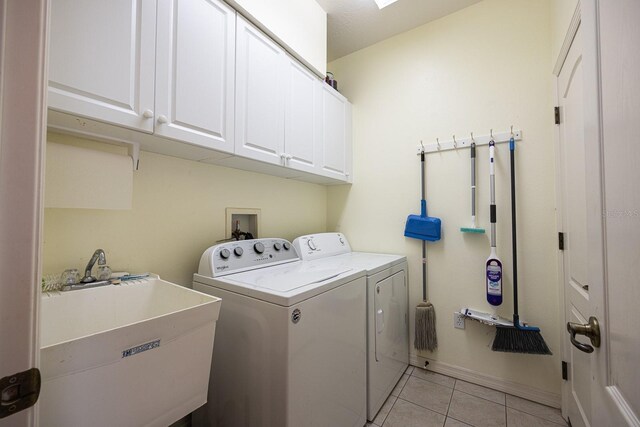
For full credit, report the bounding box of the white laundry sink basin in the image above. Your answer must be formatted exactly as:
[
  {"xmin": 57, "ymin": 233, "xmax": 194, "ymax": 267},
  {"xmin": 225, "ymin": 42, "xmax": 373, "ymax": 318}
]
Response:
[{"xmin": 39, "ymin": 275, "xmax": 221, "ymax": 427}]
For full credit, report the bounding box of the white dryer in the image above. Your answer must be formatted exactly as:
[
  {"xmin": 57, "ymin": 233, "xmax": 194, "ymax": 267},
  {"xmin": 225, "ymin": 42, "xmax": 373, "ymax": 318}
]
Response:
[
  {"xmin": 293, "ymin": 233, "xmax": 409, "ymax": 422},
  {"xmin": 192, "ymin": 238, "xmax": 367, "ymax": 427}
]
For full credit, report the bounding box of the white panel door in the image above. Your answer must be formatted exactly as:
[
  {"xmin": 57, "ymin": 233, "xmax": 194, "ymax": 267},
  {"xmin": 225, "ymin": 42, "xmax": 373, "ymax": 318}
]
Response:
[
  {"xmin": 155, "ymin": 0, "xmax": 235, "ymax": 153},
  {"xmin": 559, "ymin": 2, "xmax": 640, "ymax": 425},
  {"xmin": 48, "ymin": 0, "xmax": 156, "ymax": 133},
  {"xmin": 318, "ymin": 84, "xmax": 352, "ymax": 182},
  {"xmin": 283, "ymin": 58, "xmax": 318, "ymax": 174},
  {"xmin": 0, "ymin": 0, "xmax": 46, "ymax": 424},
  {"xmin": 557, "ymin": 25, "xmax": 592, "ymax": 427},
  {"xmin": 235, "ymin": 16, "xmax": 286, "ymax": 165}
]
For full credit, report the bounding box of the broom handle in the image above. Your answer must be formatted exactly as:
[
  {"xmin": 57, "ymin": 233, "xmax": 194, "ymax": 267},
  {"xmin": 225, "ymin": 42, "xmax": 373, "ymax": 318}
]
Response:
[
  {"xmin": 489, "ymin": 141, "xmax": 496, "ymax": 248},
  {"xmin": 421, "ymin": 151, "xmax": 427, "ymax": 301},
  {"xmin": 510, "ymin": 137, "xmax": 519, "ymax": 321}
]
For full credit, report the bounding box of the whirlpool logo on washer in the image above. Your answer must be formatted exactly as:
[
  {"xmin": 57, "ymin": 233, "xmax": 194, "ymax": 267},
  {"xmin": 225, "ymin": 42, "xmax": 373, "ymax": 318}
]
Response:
[
  {"xmin": 291, "ymin": 308, "xmax": 301, "ymax": 324},
  {"xmin": 216, "ymin": 265, "xmax": 229, "ymax": 271}
]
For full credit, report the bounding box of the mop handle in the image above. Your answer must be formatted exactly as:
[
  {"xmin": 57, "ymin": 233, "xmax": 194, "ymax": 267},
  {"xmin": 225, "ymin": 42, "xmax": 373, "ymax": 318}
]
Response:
[
  {"xmin": 471, "ymin": 143, "xmax": 476, "ymax": 223},
  {"xmin": 422, "ymin": 240, "xmax": 427, "ymax": 301},
  {"xmin": 421, "ymin": 150, "xmax": 427, "ymax": 301},
  {"xmin": 489, "ymin": 140, "xmax": 496, "ymax": 248},
  {"xmin": 510, "ymin": 136, "xmax": 519, "ymax": 318}
]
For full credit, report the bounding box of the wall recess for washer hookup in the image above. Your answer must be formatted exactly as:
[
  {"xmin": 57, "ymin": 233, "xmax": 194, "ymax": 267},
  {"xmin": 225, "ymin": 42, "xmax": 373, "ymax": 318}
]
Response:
[
  {"xmin": 226, "ymin": 208, "xmax": 261, "ymax": 240},
  {"xmin": 454, "ymin": 312, "xmax": 466, "ymax": 329}
]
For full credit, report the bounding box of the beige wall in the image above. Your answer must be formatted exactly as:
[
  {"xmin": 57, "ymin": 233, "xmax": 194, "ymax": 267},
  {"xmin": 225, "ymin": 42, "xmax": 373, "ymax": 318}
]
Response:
[
  {"xmin": 43, "ymin": 133, "xmax": 327, "ymax": 286},
  {"xmin": 328, "ymin": 0, "xmax": 561, "ymax": 396}
]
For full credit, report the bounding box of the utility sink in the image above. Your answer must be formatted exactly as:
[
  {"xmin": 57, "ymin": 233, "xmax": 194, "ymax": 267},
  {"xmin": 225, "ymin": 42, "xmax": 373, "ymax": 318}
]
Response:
[{"xmin": 39, "ymin": 275, "xmax": 221, "ymax": 427}]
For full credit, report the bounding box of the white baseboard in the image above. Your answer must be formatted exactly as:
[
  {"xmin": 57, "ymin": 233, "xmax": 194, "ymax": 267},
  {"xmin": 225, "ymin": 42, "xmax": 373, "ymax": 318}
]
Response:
[{"xmin": 410, "ymin": 355, "xmax": 561, "ymax": 409}]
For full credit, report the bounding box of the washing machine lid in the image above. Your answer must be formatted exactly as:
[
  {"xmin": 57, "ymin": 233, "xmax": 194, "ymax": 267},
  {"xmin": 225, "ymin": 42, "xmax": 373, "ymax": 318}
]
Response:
[
  {"xmin": 313, "ymin": 252, "xmax": 406, "ymax": 276},
  {"xmin": 293, "ymin": 233, "xmax": 406, "ymax": 275},
  {"xmin": 196, "ymin": 259, "xmax": 366, "ymax": 306}
]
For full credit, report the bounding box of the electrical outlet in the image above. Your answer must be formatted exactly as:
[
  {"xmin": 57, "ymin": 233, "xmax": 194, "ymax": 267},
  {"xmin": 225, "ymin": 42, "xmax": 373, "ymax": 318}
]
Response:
[{"xmin": 454, "ymin": 312, "xmax": 466, "ymax": 329}]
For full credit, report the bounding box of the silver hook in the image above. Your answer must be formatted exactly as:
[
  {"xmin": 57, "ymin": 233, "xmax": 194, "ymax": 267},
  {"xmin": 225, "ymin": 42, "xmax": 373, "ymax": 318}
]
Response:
[
  {"xmin": 453, "ymin": 135, "xmax": 457, "ymax": 148},
  {"xmin": 490, "ymin": 129, "xmax": 494, "ymax": 140},
  {"xmin": 436, "ymin": 138, "xmax": 441, "ymax": 150},
  {"xmin": 510, "ymin": 125, "xmax": 514, "ymax": 137},
  {"xmin": 420, "ymin": 140, "xmax": 425, "ymax": 153},
  {"xmin": 471, "ymin": 132, "xmax": 475, "ymax": 144}
]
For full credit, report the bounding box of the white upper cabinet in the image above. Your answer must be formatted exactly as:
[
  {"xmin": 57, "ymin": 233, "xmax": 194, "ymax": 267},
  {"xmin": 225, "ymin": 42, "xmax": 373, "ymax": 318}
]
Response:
[
  {"xmin": 47, "ymin": 3, "xmax": 352, "ymax": 184},
  {"xmin": 48, "ymin": 0, "xmax": 157, "ymax": 133},
  {"xmin": 154, "ymin": 0, "xmax": 235, "ymax": 153},
  {"xmin": 318, "ymin": 85, "xmax": 353, "ymax": 182},
  {"xmin": 235, "ymin": 16, "xmax": 286, "ymax": 165},
  {"xmin": 283, "ymin": 58, "xmax": 318, "ymax": 174}
]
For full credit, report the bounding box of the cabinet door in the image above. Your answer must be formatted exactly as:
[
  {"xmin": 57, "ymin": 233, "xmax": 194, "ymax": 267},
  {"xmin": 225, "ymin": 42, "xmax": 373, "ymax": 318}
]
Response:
[
  {"xmin": 235, "ymin": 16, "xmax": 286, "ymax": 165},
  {"xmin": 318, "ymin": 84, "xmax": 353, "ymax": 182},
  {"xmin": 48, "ymin": 0, "xmax": 156, "ymax": 132},
  {"xmin": 155, "ymin": 0, "xmax": 235, "ymax": 153},
  {"xmin": 284, "ymin": 58, "xmax": 318, "ymax": 174}
]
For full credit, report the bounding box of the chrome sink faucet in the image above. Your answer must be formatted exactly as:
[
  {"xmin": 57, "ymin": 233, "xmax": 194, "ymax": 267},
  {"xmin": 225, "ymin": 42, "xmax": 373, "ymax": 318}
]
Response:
[{"xmin": 81, "ymin": 249, "xmax": 107, "ymax": 283}]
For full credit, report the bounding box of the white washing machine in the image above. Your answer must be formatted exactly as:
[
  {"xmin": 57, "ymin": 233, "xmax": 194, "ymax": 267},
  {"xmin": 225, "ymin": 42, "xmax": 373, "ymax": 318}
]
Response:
[
  {"xmin": 293, "ymin": 233, "xmax": 409, "ymax": 421},
  {"xmin": 192, "ymin": 238, "xmax": 367, "ymax": 427}
]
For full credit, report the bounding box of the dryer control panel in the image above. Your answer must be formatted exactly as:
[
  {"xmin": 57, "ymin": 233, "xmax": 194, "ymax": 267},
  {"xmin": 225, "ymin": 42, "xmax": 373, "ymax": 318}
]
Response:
[
  {"xmin": 292, "ymin": 233, "xmax": 352, "ymax": 260},
  {"xmin": 198, "ymin": 238, "xmax": 299, "ymax": 277}
]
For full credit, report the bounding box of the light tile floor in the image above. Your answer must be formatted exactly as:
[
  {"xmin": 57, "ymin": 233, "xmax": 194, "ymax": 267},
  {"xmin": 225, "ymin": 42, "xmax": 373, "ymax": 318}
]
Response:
[{"xmin": 366, "ymin": 366, "xmax": 567, "ymax": 427}]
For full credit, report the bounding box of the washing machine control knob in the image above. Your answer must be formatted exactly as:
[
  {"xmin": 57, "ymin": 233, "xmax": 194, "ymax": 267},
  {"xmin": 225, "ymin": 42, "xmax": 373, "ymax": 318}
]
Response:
[
  {"xmin": 283, "ymin": 242, "xmax": 291, "ymax": 250},
  {"xmin": 234, "ymin": 247, "xmax": 244, "ymax": 257},
  {"xmin": 273, "ymin": 242, "xmax": 282, "ymax": 251},
  {"xmin": 219, "ymin": 248, "xmax": 231, "ymax": 259},
  {"xmin": 307, "ymin": 240, "xmax": 317, "ymax": 250},
  {"xmin": 254, "ymin": 242, "xmax": 265, "ymax": 254}
]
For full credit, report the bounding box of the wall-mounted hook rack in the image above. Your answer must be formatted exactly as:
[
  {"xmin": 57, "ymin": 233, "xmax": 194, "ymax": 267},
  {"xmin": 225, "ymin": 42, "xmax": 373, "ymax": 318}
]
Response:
[{"xmin": 416, "ymin": 129, "xmax": 522, "ymax": 154}]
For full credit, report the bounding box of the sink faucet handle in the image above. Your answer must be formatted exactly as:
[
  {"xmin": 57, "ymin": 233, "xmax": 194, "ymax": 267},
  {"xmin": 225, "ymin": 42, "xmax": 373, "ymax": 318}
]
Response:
[
  {"xmin": 98, "ymin": 250, "xmax": 106, "ymax": 265},
  {"xmin": 81, "ymin": 249, "xmax": 107, "ymax": 283}
]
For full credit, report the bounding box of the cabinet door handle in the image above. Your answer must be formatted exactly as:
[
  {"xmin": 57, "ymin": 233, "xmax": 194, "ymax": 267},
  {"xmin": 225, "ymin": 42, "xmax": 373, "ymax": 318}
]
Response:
[
  {"xmin": 142, "ymin": 109, "xmax": 154, "ymax": 119},
  {"xmin": 157, "ymin": 115, "xmax": 168, "ymax": 124}
]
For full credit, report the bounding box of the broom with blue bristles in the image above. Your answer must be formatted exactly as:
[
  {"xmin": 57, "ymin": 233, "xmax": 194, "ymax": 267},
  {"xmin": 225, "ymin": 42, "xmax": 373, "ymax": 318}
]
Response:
[{"xmin": 492, "ymin": 134, "xmax": 551, "ymax": 355}]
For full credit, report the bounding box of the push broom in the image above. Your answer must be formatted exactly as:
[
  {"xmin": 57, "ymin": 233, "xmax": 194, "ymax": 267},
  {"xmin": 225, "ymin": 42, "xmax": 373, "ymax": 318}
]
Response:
[
  {"xmin": 404, "ymin": 149, "xmax": 441, "ymax": 352},
  {"xmin": 492, "ymin": 134, "xmax": 552, "ymax": 355}
]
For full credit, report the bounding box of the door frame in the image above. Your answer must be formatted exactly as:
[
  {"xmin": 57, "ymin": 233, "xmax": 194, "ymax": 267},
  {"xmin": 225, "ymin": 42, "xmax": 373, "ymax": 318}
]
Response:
[
  {"xmin": 0, "ymin": 0, "xmax": 48, "ymax": 425},
  {"xmin": 552, "ymin": 3, "xmax": 581, "ymax": 421}
]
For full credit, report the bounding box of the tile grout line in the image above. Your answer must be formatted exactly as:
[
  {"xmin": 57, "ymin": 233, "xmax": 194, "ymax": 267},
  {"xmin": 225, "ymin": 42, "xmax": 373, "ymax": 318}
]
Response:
[
  {"xmin": 507, "ymin": 407, "xmax": 569, "ymax": 426},
  {"xmin": 395, "ymin": 395, "xmax": 451, "ymax": 418},
  {"xmin": 505, "ymin": 394, "xmax": 508, "ymax": 427},
  {"xmin": 453, "ymin": 385, "xmax": 508, "ymax": 407},
  {"xmin": 379, "ymin": 395, "xmax": 397, "ymax": 427},
  {"xmin": 410, "ymin": 370, "xmax": 456, "ymax": 390},
  {"xmin": 445, "ymin": 379, "xmax": 457, "ymax": 418}
]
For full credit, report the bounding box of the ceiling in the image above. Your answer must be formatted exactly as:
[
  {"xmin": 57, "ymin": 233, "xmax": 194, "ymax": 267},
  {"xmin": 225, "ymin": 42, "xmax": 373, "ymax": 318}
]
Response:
[{"xmin": 316, "ymin": 0, "xmax": 482, "ymax": 62}]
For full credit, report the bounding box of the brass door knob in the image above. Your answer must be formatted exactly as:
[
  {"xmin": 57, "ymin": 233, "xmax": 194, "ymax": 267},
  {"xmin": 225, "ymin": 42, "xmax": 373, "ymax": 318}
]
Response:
[{"xmin": 567, "ymin": 316, "xmax": 601, "ymax": 353}]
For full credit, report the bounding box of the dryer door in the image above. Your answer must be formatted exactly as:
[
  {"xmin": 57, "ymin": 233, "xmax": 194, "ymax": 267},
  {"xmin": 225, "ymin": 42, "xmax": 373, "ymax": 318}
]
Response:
[
  {"xmin": 368, "ymin": 268, "xmax": 409, "ymax": 420},
  {"xmin": 374, "ymin": 270, "xmax": 408, "ymax": 364}
]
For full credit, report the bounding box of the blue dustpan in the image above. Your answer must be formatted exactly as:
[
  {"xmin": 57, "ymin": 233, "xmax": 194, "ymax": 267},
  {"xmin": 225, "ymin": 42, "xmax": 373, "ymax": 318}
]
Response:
[
  {"xmin": 404, "ymin": 199, "xmax": 441, "ymax": 241},
  {"xmin": 405, "ymin": 152, "xmax": 441, "ymax": 242}
]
